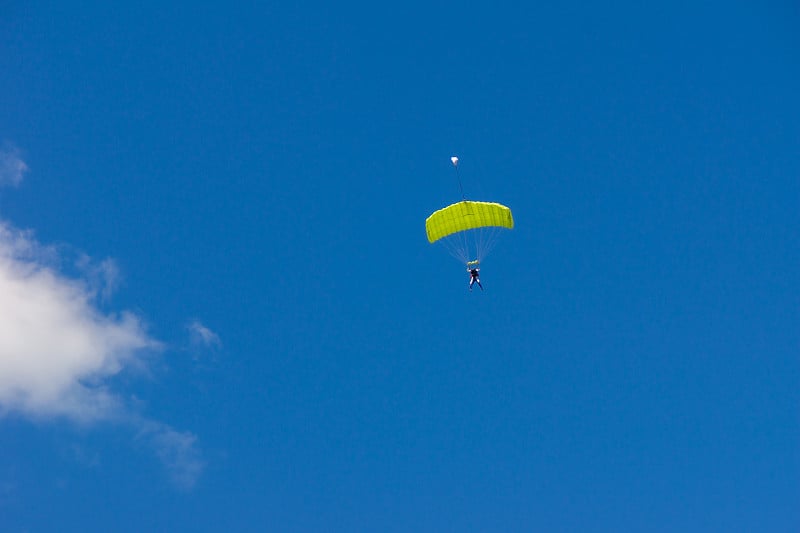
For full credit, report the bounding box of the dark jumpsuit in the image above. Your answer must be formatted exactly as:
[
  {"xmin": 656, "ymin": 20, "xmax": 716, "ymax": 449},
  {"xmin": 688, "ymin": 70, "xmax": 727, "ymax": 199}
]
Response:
[{"xmin": 469, "ymin": 268, "xmax": 483, "ymax": 290}]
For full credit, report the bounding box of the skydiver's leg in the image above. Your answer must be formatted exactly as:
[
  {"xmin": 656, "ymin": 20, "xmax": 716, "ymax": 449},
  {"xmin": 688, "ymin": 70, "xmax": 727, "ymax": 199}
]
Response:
[{"xmin": 477, "ymin": 280, "xmax": 483, "ymax": 290}]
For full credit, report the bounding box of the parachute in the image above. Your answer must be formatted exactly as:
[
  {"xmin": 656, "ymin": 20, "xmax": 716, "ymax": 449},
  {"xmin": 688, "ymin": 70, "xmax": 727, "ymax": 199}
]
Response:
[
  {"xmin": 426, "ymin": 156, "xmax": 514, "ymax": 265},
  {"xmin": 425, "ymin": 200, "xmax": 514, "ymax": 264},
  {"xmin": 426, "ymin": 201, "xmax": 514, "ymax": 243}
]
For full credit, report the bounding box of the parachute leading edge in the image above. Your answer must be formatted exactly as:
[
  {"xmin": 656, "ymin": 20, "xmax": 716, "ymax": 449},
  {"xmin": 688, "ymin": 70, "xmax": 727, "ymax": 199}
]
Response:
[{"xmin": 425, "ymin": 201, "xmax": 514, "ymax": 244}]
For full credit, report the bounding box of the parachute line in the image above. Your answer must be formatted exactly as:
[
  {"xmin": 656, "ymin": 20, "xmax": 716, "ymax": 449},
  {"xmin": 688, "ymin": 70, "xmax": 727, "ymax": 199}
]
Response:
[{"xmin": 454, "ymin": 163, "xmax": 465, "ymax": 200}]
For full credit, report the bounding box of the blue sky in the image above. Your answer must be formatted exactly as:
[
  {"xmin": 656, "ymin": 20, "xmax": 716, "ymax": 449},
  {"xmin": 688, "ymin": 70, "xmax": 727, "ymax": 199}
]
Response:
[{"xmin": 1, "ymin": 2, "xmax": 798, "ymax": 531}]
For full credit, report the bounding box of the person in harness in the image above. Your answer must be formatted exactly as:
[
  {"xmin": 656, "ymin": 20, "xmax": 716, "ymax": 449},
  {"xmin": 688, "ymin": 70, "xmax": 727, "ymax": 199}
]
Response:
[{"xmin": 468, "ymin": 265, "xmax": 483, "ymax": 291}]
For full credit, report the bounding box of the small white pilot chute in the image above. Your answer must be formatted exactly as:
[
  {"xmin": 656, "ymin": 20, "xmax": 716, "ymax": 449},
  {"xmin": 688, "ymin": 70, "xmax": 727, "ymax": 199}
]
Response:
[{"xmin": 450, "ymin": 156, "xmax": 459, "ymax": 167}]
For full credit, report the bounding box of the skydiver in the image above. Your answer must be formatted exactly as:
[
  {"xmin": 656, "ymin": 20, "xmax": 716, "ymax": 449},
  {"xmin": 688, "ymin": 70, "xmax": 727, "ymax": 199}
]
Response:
[{"xmin": 468, "ymin": 267, "xmax": 483, "ymax": 291}]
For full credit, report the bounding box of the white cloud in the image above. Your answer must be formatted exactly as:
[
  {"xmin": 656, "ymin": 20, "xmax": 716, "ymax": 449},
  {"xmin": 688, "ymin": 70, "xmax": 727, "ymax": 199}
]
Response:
[
  {"xmin": 0, "ymin": 220, "xmax": 159, "ymax": 422},
  {"xmin": 0, "ymin": 221, "xmax": 204, "ymax": 488},
  {"xmin": 0, "ymin": 146, "xmax": 28, "ymax": 187},
  {"xmin": 0, "ymin": 223, "xmax": 156, "ymax": 422},
  {"xmin": 188, "ymin": 320, "xmax": 221, "ymax": 350}
]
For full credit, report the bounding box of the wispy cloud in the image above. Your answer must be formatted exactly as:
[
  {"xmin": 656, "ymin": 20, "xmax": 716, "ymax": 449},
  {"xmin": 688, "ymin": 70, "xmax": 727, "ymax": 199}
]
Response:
[
  {"xmin": 0, "ymin": 221, "xmax": 204, "ymax": 488},
  {"xmin": 0, "ymin": 145, "xmax": 28, "ymax": 187},
  {"xmin": 136, "ymin": 419, "xmax": 205, "ymax": 490},
  {"xmin": 188, "ymin": 320, "xmax": 222, "ymax": 350},
  {"xmin": 75, "ymin": 254, "xmax": 121, "ymax": 302}
]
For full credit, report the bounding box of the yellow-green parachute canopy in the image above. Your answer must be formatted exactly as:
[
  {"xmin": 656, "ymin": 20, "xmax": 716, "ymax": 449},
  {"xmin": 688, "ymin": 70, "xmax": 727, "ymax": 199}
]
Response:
[{"xmin": 425, "ymin": 201, "xmax": 514, "ymax": 244}]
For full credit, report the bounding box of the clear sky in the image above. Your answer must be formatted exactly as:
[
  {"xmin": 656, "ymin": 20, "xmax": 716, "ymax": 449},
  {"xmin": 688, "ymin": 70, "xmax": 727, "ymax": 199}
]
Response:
[{"xmin": 1, "ymin": 2, "xmax": 798, "ymax": 531}]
